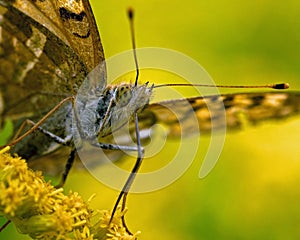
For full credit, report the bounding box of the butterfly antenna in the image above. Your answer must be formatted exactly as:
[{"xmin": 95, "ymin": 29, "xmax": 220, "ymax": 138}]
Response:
[
  {"xmin": 128, "ymin": 8, "xmax": 140, "ymax": 87},
  {"xmin": 154, "ymin": 82, "xmax": 289, "ymax": 90}
]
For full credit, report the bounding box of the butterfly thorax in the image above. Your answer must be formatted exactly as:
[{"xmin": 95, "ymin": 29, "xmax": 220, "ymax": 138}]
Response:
[{"xmin": 75, "ymin": 82, "xmax": 153, "ymax": 141}]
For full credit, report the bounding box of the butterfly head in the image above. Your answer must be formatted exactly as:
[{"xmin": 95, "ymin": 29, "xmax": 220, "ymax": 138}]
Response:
[
  {"xmin": 113, "ymin": 82, "xmax": 153, "ymax": 108},
  {"xmin": 97, "ymin": 82, "xmax": 153, "ymax": 137}
]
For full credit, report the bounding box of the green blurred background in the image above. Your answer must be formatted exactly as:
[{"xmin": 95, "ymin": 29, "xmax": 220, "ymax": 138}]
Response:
[{"xmin": 1, "ymin": 0, "xmax": 300, "ymax": 239}]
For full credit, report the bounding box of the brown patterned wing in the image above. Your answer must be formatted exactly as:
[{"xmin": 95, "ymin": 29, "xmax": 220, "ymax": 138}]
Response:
[
  {"xmin": 137, "ymin": 92, "xmax": 300, "ymax": 137},
  {"xmin": 0, "ymin": 0, "xmax": 104, "ymax": 125},
  {"xmin": 4, "ymin": 0, "xmax": 104, "ymax": 71}
]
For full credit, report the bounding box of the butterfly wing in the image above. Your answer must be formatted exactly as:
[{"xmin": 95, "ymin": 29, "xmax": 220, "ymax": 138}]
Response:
[
  {"xmin": 137, "ymin": 92, "xmax": 300, "ymax": 138},
  {"xmin": 0, "ymin": 0, "xmax": 104, "ymax": 120},
  {"xmin": 0, "ymin": 1, "xmax": 106, "ymax": 171},
  {"xmin": 1, "ymin": 0, "xmax": 104, "ymax": 71}
]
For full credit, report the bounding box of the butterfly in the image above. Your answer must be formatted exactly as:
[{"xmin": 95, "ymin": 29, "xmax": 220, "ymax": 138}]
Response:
[{"xmin": 1, "ymin": 0, "xmax": 300, "ymax": 235}]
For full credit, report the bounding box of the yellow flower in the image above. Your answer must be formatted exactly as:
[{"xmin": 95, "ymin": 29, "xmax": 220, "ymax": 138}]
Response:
[{"xmin": 0, "ymin": 147, "xmax": 140, "ymax": 239}]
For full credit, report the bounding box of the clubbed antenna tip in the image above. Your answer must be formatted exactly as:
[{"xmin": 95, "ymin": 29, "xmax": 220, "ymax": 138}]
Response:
[
  {"xmin": 127, "ymin": 7, "xmax": 134, "ymax": 19},
  {"xmin": 126, "ymin": 7, "xmax": 139, "ymax": 86},
  {"xmin": 272, "ymin": 83, "xmax": 289, "ymax": 89}
]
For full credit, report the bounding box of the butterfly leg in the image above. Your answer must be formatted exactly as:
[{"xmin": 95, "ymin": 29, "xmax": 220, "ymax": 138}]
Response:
[
  {"xmin": 55, "ymin": 147, "xmax": 76, "ymax": 188},
  {"xmin": 28, "ymin": 123, "xmax": 77, "ymax": 188},
  {"xmin": 29, "ymin": 122, "xmax": 78, "ymax": 188},
  {"xmin": 91, "ymin": 142, "xmax": 140, "ymax": 152},
  {"xmin": 108, "ymin": 112, "xmax": 144, "ymax": 234},
  {"xmin": 0, "ymin": 220, "xmax": 11, "ymax": 232},
  {"xmin": 5, "ymin": 96, "xmax": 74, "ymax": 147},
  {"xmin": 12, "ymin": 118, "xmax": 77, "ymax": 188},
  {"xmin": 34, "ymin": 122, "xmax": 72, "ymax": 145}
]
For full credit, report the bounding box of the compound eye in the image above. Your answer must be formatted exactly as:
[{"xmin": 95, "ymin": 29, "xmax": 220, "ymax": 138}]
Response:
[{"xmin": 115, "ymin": 85, "xmax": 132, "ymax": 107}]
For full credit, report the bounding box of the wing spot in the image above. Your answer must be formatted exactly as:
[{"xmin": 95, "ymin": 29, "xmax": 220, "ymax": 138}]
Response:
[{"xmin": 59, "ymin": 8, "xmax": 86, "ymax": 21}]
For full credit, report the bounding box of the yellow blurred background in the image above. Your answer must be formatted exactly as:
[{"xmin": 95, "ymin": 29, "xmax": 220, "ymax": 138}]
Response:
[{"xmin": 1, "ymin": 0, "xmax": 300, "ymax": 239}]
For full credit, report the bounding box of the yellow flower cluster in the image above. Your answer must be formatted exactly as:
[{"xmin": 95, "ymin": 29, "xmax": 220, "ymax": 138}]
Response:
[{"xmin": 0, "ymin": 147, "xmax": 140, "ymax": 240}]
